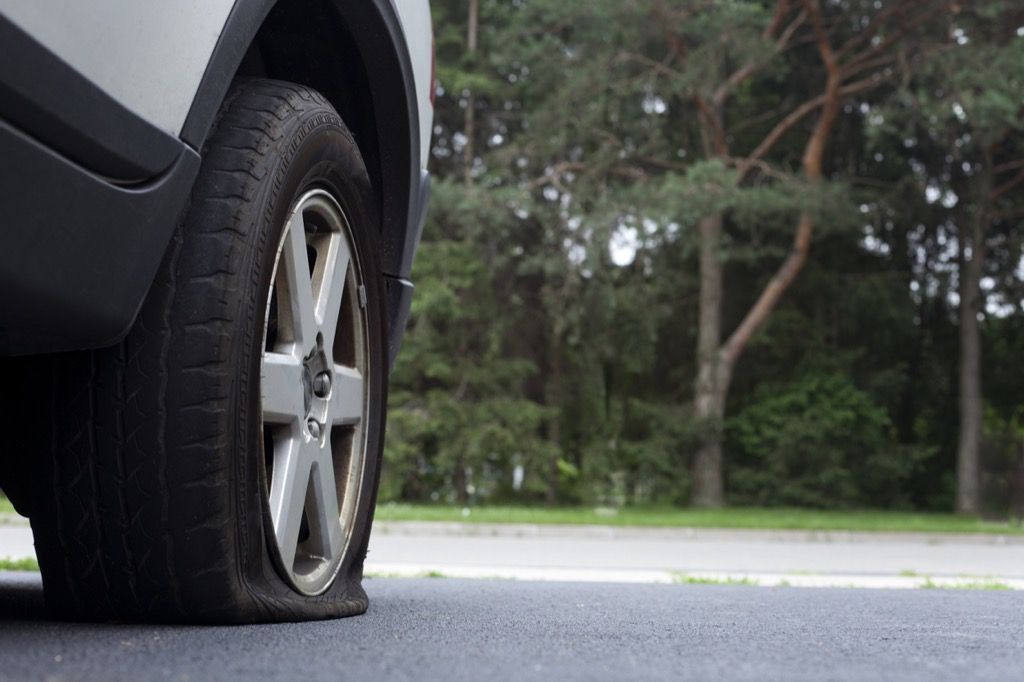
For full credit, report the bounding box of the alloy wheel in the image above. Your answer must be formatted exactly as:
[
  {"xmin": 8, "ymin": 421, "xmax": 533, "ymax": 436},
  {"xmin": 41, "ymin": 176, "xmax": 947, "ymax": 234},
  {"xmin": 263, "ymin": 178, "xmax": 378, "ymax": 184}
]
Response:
[{"xmin": 260, "ymin": 189, "xmax": 369, "ymax": 596}]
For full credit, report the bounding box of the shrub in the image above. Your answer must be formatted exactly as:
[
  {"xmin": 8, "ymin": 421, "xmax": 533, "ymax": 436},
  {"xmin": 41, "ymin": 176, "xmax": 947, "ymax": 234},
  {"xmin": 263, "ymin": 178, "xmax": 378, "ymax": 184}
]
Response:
[{"xmin": 726, "ymin": 372, "xmax": 922, "ymax": 508}]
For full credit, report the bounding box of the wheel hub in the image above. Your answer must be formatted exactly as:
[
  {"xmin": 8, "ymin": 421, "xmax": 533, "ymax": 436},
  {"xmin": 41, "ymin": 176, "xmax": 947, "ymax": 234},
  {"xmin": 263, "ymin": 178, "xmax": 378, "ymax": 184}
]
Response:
[{"xmin": 300, "ymin": 338, "xmax": 333, "ymax": 438}]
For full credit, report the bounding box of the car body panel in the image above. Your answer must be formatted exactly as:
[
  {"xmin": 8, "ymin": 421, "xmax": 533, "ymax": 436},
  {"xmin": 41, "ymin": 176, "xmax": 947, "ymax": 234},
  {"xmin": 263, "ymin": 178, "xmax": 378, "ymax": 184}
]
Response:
[
  {"xmin": 393, "ymin": 0, "xmax": 433, "ymax": 169},
  {"xmin": 0, "ymin": 0, "xmax": 236, "ymax": 137},
  {"xmin": 0, "ymin": 0, "xmax": 432, "ymax": 358}
]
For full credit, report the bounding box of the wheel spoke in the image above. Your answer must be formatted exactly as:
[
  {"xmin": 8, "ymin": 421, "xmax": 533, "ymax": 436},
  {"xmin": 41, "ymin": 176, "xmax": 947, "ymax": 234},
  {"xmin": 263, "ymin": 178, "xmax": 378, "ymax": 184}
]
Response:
[
  {"xmin": 268, "ymin": 430, "xmax": 310, "ymax": 571},
  {"xmin": 305, "ymin": 442, "xmax": 344, "ymax": 559},
  {"xmin": 278, "ymin": 210, "xmax": 318, "ymax": 350},
  {"xmin": 314, "ymin": 232, "xmax": 351, "ymax": 353},
  {"xmin": 261, "ymin": 352, "xmax": 304, "ymax": 424},
  {"xmin": 330, "ymin": 365, "xmax": 364, "ymax": 425}
]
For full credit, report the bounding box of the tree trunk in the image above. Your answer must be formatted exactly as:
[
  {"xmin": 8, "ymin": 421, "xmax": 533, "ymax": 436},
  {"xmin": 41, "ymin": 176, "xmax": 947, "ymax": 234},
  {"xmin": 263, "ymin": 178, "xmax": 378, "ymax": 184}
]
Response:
[
  {"xmin": 691, "ymin": 213, "xmax": 727, "ymax": 507},
  {"xmin": 454, "ymin": 459, "xmax": 468, "ymax": 506},
  {"xmin": 688, "ymin": 3, "xmax": 842, "ymax": 507},
  {"xmin": 462, "ymin": 0, "xmax": 478, "ymax": 186},
  {"xmin": 956, "ymin": 211, "xmax": 987, "ymax": 514},
  {"xmin": 546, "ymin": 324, "xmax": 563, "ymax": 506}
]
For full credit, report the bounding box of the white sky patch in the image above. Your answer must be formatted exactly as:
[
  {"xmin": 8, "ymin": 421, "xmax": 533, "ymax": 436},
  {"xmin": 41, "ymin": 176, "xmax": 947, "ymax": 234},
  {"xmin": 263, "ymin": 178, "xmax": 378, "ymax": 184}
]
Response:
[
  {"xmin": 987, "ymin": 298, "xmax": 1017, "ymax": 318},
  {"xmin": 642, "ymin": 93, "xmax": 667, "ymax": 115},
  {"xmin": 952, "ymin": 102, "xmax": 967, "ymax": 122},
  {"xmin": 925, "ymin": 185, "xmax": 959, "ymax": 208},
  {"xmin": 610, "ymin": 225, "xmax": 640, "ymax": 266},
  {"xmin": 862, "ymin": 229, "xmax": 891, "ymax": 256},
  {"xmin": 565, "ymin": 239, "xmax": 586, "ymax": 267},
  {"xmin": 567, "ymin": 245, "xmax": 587, "ymax": 267}
]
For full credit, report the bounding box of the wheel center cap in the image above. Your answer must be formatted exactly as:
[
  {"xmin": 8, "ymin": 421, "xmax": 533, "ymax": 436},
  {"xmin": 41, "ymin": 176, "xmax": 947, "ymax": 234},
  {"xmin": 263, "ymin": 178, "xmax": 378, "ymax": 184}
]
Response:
[{"xmin": 301, "ymin": 344, "xmax": 332, "ymax": 430}]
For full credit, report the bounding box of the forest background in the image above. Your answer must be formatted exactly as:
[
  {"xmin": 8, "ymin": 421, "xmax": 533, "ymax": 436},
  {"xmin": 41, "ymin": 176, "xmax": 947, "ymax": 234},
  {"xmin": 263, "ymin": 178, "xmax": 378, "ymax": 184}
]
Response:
[{"xmin": 382, "ymin": 0, "xmax": 1024, "ymax": 517}]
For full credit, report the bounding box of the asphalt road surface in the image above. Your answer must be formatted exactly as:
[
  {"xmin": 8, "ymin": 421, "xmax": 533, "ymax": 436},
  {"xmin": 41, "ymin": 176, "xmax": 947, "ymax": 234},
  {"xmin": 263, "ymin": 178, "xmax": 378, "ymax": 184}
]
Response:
[{"xmin": 1, "ymin": 572, "xmax": 1023, "ymax": 681}]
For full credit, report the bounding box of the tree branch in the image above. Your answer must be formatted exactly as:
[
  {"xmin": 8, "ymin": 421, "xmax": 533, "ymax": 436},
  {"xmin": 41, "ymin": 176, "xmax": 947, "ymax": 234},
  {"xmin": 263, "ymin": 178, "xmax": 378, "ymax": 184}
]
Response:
[
  {"xmin": 720, "ymin": 0, "xmax": 842, "ymax": 372},
  {"xmin": 740, "ymin": 71, "xmax": 894, "ymax": 180},
  {"xmin": 991, "ymin": 168, "xmax": 1024, "ymax": 203},
  {"xmin": 695, "ymin": 95, "xmax": 730, "ymax": 157},
  {"xmin": 711, "ymin": 3, "xmax": 807, "ymax": 107}
]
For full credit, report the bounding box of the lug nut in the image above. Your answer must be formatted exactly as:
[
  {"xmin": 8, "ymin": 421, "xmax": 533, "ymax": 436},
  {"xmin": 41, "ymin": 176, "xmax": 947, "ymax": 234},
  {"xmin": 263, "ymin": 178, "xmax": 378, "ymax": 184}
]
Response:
[
  {"xmin": 307, "ymin": 419, "xmax": 322, "ymax": 439},
  {"xmin": 313, "ymin": 372, "xmax": 331, "ymax": 397}
]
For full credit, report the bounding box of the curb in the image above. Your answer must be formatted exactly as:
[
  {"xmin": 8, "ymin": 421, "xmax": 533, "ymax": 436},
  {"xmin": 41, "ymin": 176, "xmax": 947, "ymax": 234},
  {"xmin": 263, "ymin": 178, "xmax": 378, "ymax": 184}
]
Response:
[{"xmin": 364, "ymin": 562, "xmax": 1024, "ymax": 590}]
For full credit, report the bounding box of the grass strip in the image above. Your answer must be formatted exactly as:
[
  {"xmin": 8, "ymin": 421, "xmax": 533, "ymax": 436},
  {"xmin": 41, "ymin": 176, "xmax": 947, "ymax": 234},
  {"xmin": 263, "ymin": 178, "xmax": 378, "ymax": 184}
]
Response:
[
  {"xmin": 375, "ymin": 503, "xmax": 1024, "ymax": 535},
  {"xmin": 0, "ymin": 556, "xmax": 38, "ymax": 572}
]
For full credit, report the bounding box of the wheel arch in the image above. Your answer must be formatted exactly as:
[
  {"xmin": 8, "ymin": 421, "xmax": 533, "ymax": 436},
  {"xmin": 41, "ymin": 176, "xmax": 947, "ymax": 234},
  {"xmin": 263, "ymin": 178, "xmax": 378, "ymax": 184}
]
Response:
[{"xmin": 180, "ymin": 0, "xmax": 420, "ymax": 280}]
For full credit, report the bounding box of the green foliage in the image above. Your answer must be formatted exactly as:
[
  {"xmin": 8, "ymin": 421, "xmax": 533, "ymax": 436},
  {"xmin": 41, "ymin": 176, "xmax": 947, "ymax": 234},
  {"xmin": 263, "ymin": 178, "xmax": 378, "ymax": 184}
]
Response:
[
  {"xmin": 383, "ymin": 180, "xmax": 558, "ymax": 503},
  {"xmin": 726, "ymin": 373, "xmax": 927, "ymax": 508},
  {"xmin": 576, "ymin": 398, "xmax": 697, "ymax": 506},
  {"xmin": 380, "ymin": 0, "xmax": 1024, "ymax": 514}
]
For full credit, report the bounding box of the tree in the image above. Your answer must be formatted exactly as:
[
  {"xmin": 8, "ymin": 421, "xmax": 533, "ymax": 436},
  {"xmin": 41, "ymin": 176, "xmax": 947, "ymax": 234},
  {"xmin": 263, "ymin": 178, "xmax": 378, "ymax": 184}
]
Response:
[
  {"xmin": 879, "ymin": 1, "xmax": 1024, "ymax": 512},
  {"xmin": 609, "ymin": 0, "xmax": 955, "ymax": 505}
]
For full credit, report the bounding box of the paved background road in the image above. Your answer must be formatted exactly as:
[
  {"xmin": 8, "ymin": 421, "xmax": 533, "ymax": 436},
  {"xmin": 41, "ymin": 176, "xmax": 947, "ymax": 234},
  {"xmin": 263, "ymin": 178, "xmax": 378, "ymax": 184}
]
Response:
[
  {"xmin": 366, "ymin": 521, "xmax": 1024, "ymax": 587},
  {"xmin": 1, "ymin": 572, "xmax": 1023, "ymax": 681}
]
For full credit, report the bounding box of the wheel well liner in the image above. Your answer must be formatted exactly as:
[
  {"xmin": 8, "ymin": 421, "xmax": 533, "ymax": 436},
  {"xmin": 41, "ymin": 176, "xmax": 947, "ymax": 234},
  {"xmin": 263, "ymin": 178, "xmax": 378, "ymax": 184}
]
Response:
[{"xmin": 179, "ymin": 0, "xmax": 420, "ymax": 279}]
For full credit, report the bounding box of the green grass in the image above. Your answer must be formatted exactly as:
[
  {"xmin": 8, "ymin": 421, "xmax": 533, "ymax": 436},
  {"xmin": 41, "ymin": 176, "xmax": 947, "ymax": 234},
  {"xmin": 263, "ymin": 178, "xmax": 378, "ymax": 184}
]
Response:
[
  {"xmin": 0, "ymin": 556, "xmax": 38, "ymax": 572},
  {"xmin": 374, "ymin": 503, "xmax": 1024, "ymax": 535},
  {"xmin": 366, "ymin": 570, "xmax": 448, "ymax": 580},
  {"xmin": 920, "ymin": 577, "xmax": 1012, "ymax": 591},
  {"xmin": 0, "ymin": 496, "xmax": 15, "ymax": 514},
  {"xmin": 672, "ymin": 572, "xmax": 759, "ymax": 586}
]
